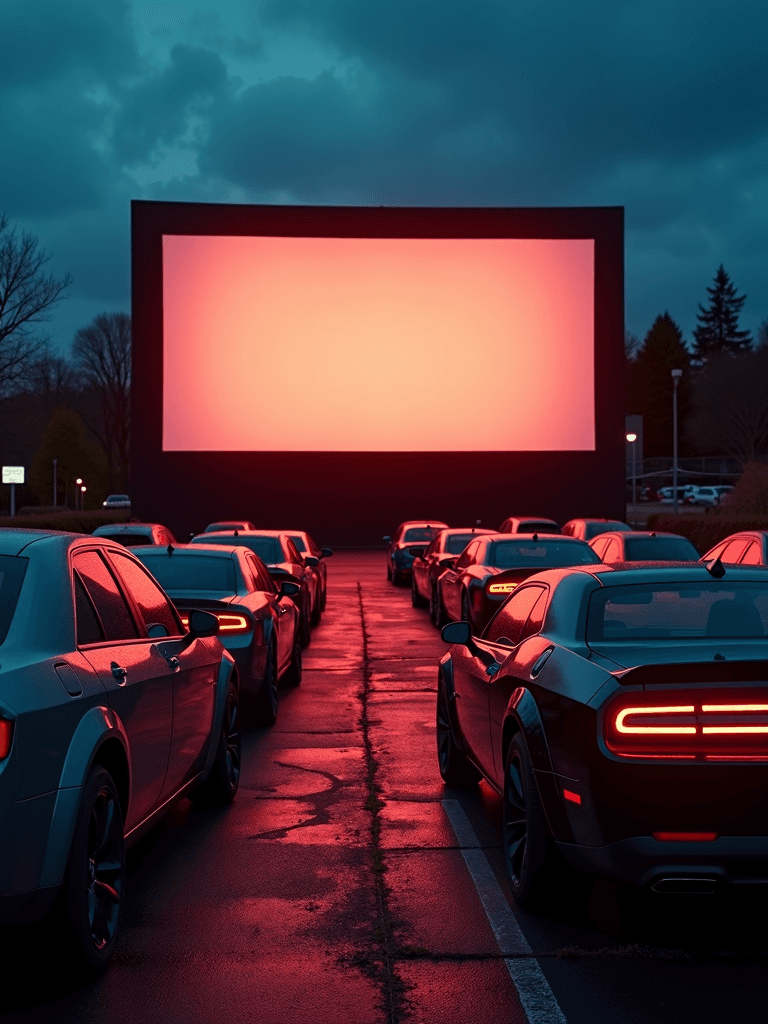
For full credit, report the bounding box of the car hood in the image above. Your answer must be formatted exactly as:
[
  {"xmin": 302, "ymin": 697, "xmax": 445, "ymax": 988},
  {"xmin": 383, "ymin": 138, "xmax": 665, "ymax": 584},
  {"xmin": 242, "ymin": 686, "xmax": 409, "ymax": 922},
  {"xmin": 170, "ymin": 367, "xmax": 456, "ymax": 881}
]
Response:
[{"xmin": 587, "ymin": 640, "xmax": 768, "ymax": 669}]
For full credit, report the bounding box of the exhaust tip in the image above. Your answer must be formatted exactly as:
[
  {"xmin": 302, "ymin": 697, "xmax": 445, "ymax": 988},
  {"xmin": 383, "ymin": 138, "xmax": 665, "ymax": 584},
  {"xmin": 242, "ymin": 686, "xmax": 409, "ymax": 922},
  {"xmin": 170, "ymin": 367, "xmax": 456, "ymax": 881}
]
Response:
[{"xmin": 651, "ymin": 877, "xmax": 719, "ymax": 894}]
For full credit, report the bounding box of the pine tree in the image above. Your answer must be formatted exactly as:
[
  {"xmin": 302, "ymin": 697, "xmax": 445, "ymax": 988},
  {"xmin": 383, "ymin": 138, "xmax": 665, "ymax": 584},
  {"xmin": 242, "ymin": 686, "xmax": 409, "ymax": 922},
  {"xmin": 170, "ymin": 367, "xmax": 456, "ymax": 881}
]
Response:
[
  {"xmin": 692, "ymin": 265, "xmax": 752, "ymax": 363},
  {"xmin": 627, "ymin": 312, "xmax": 691, "ymax": 457}
]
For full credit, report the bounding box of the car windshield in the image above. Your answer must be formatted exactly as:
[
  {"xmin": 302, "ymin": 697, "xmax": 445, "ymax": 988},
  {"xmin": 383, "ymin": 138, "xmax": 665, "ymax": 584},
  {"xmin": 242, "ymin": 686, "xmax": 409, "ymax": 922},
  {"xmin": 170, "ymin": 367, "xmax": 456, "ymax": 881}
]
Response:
[
  {"xmin": 487, "ymin": 540, "xmax": 600, "ymax": 569},
  {"xmin": 587, "ymin": 582, "xmax": 768, "ymax": 641},
  {"xmin": 404, "ymin": 527, "xmax": 442, "ymax": 542},
  {"xmin": 205, "ymin": 522, "xmax": 248, "ymax": 532},
  {"xmin": 446, "ymin": 533, "xmax": 480, "ymax": 554},
  {"xmin": 0, "ymin": 555, "xmax": 29, "ymax": 645},
  {"xmin": 624, "ymin": 537, "xmax": 699, "ymax": 561},
  {"xmin": 107, "ymin": 495, "xmax": 129, "ymax": 502},
  {"xmin": 196, "ymin": 534, "xmax": 283, "ymax": 564},
  {"xmin": 97, "ymin": 533, "xmax": 153, "ymax": 547},
  {"xmin": 136, "ymin": 554, "xmax": 236, "ymax": 592},
  {"xmin": 288, "ymin": 535, "xmax": 307, "ymax": 552},
  {"xmin": 585, "ymin": 522, "xmax": 631, "ymax": 540}
]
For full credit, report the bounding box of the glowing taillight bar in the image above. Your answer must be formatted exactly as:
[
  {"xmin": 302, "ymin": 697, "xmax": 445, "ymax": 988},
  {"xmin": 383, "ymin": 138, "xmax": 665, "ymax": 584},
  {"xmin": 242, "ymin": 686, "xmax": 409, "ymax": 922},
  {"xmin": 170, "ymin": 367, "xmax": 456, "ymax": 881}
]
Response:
[
  {"xmin": 615, "ymin": 706, "xmax": 695, "ymax": 735},
  {"xmin": 180, "ymin": 613, "xmax": 250, "ymax": 634},
  {"xmin": 653, "ymin": 832, "xmax": 718, "ymax": 842},
  {"xmin": 488, "ymin": 582, "xmax": 516, "ymax": 594},
  {"xmin": 0, "ymin": 719, "xmax": 12, "ymax": 759}
]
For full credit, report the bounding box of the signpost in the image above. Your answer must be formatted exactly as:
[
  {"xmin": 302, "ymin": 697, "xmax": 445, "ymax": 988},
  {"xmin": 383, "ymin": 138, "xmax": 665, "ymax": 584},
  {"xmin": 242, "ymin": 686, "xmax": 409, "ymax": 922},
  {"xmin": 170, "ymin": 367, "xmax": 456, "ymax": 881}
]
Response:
[{"xmin": 2, "ymin": 466, "xmax": 25, "ymax": 517}]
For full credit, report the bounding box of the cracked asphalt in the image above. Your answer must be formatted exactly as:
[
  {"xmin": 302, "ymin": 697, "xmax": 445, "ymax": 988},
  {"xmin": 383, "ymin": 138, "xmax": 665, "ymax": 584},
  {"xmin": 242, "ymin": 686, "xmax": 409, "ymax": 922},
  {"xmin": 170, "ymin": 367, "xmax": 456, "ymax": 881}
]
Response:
[{"xmin": 5, "ymin": 552, "xmax": 767, "ymax": 1023}]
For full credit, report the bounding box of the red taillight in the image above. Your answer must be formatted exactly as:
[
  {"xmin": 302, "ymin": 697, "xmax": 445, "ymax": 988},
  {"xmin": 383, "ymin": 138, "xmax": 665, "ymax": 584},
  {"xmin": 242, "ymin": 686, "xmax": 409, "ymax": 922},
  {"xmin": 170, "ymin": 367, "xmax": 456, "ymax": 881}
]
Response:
[
  {"xmin": 653, "ymin": 832, "xmax": 718, "ymax": 842},
  {"xmin": 604, "ymin": 689, "xmax": 768, "ymax": 761},
  {"xmin": 0, "ymin": 718, "xmax": 13, "ymax": 759},
  {"xmin": 487, "ymin": 581, "xmax": 517, "ymax": 595},
  {"xmin": 562, "ymin": 788, "xmax": 581, "ymax": 804},
  {"xmin": 180, "ymin": 613, "xmax": 250, "ymax": 634}
]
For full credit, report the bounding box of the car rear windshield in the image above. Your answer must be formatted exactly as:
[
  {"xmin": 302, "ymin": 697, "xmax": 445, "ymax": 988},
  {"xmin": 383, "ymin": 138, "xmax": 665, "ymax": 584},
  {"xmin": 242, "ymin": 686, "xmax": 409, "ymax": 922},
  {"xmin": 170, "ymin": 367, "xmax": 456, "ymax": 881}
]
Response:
[
  {"xmin": 197, "ymin": 534, "xmax": 283, "ymax": 564},
  {"xmin": 587, "ymin": 582, "xmax": 768, "ymax": 641},
  {"xmin": 404, "ymin": 527, "xmax": 442, "ymax": 542},
  {"xmin": 97, "ymin": 533, "xmax": 153, "ymax": 547},
  {"xmin": 585, "ymin": 521, "xmax": 631, "ymax": 540},
  {"xmin": 136, "ymin": 554, "xmax": 236, "ymax": 592},
  {"xmin": 516, "ymin": 522, "xmax": 560, "ymax": 534},
  {"xmin": 446, "ymin": 533, "xmax": 480, "ymax": 554},
  {"xmin": 624, "ymin": 537, "xmax": 699, "ymax": 561},
  {"xmin": 488, "ymin": 541, "xmax": 600, "ymax": 569},
  {"xmin": 0, "ymin": 556, "xmax": 29, "ymax": 645}
]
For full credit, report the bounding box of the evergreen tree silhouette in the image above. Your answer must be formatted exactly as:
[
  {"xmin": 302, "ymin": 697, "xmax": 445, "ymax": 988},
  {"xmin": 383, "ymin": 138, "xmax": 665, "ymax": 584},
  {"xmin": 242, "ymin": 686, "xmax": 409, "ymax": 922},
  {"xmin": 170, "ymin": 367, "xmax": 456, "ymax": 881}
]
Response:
[{"xmin": 692, "ymin": 265, "xmax": 752, "ymax": 363}]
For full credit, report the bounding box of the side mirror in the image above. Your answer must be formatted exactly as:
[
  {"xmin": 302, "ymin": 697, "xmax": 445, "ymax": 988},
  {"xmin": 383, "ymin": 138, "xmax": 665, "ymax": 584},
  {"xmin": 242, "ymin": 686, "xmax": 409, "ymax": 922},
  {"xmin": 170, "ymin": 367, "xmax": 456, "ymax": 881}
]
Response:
[
  {"xmin": 180, "ymin": 608, "xmax": 219, "ymax": 649},
  {"xmin": 303, "ymin": 555, "xmax": 320, "ymax": 567},
  {"xmin": 382, "ymin": 536, "xmax": 391, "ymax": 544},
  {"xmin": 441, "ymin": 621, "xmax": 472, "ymax": 645},
  {"xmin": 279, "ymin": 580, "xmax": 301, "ymax": 598},
  {"xmin": 321, "ymin": 547, "xmax": 333, "ymax": 558}
]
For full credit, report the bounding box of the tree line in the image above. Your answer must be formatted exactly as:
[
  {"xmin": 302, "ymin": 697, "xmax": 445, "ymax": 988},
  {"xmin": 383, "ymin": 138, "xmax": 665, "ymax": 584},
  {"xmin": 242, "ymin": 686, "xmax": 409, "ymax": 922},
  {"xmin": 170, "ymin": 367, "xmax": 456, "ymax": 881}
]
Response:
[{"xmin": 0, "ymin": 214, "xmax": 130, "ymax": 509}]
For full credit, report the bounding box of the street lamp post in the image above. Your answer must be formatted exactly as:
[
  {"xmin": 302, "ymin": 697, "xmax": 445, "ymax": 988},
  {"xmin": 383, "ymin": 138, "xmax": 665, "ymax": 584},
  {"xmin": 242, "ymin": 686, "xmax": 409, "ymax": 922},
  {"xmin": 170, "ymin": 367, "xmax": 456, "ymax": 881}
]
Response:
[
  {"xmin": 80, "ymin": 485, "xmax": 87, "ymax": 511},
  {"xmin": 626, "ymin": 433, "xmax": 637, "ymax": 505},
  {"xmin": 671, "ymin": 369, "xmax": 682, "ymax": 514},
  {"xmin": 76, "ymin": 478, "xmax": 83, "ymax": 512}
]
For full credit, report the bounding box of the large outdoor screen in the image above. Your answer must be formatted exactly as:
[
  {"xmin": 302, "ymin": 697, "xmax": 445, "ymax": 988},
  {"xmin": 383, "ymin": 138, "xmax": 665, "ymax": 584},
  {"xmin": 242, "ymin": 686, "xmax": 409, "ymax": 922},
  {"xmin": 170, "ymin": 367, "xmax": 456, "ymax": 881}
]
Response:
[{"xmin": 162, "ymin": 235, "xmax": 594, "ymax": 452}]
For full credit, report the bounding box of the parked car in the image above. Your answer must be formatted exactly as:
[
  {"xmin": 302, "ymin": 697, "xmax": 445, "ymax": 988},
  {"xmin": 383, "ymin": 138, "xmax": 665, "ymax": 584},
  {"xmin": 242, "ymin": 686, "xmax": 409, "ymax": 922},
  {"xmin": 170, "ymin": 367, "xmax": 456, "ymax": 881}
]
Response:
[
  {"xmin": 190, "ymin": 531, "xmax": 317, "ymax": 647},
  {"xmin": 283, "ymin": 531, "xmax": 333, "ymax": 623},
  {"xmin": 561, "ymin": 519, "xmax": 632, "ymax": 541},
  {"xmin": 410, "ymin": 527, "xmax": 495, "ymax": 622},
  {"xmin": 702, "ymin": 531, "xmax": 768, "ymax": 566},
  {"xmin": 656, "ymin": 487, "xmax": 691, "ymax": 505},
  {"xmin": 687, "ymin": 486, "xmax": 733, "ymax": 508},
  {"xmin": 589, "ymin": 530, "xmax": 700, "ymax": 563},
  {"xmin": 204, "ymin": 520, "xmax": 256, "ymax": 533},
  {"xmin": 436, "ymin": 533, "xmax": 600, "ymax": 633},
  {"xmin": 133, "ymin": 544, "xmax": 302, "ymax": 723},
  {"xmin": 498, "ymin": 516, "xmax": 560, "ymax": 534},
  {"xmin": 384, "ymin": 521, "xmax": 449, "ymax": 585},
  {"xmin": 437, "ymin": 562, "xmax": 768, "ymax": 908},
  {"xmin": 0, "ymin": 529, "xmax": 239, "ymax": 970},
  {"xmin": 92, "ymin": 522, "xmax": 176, "ymax": 547},
  {"xmin": 102, "ymin": 494, "xmax": 131, "ymax": 509}
]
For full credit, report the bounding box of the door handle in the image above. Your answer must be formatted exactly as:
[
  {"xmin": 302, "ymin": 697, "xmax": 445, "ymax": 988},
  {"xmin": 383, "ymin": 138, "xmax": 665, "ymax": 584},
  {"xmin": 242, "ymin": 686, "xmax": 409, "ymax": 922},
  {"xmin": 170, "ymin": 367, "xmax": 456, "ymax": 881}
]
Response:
[
  {"xmin": 111, "ymin": 662, "xmax": 128, "ymax": 683},
  {"xmin": 166, "ymin": 656, "xmax": 181, "ymax": 672}
]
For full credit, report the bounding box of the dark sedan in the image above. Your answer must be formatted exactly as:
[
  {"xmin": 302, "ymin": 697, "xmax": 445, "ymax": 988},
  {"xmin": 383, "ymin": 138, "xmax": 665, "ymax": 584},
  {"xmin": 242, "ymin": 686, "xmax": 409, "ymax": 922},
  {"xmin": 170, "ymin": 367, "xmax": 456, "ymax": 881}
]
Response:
[
  {"xmin": 410, "ymin": 527, "xmax": 495, "ymax": 623},
  {"xmin": 190, "ymin": 530, "xmax": 317, "ymax": 648},
  {"xmin": 437, "ymin": 563, "xmax": 768, "ymax": 908},
  {"xmin": 284, "ymin": 530, "xmax": 333, "ymax": 623},
  {"xmin": 384, "ymin": 520, "xmax": 449, "ymax": 584},
  {"xmin": 134, "ymin": 544, "xmax": 302, "ymax": 725},
  {"xmin": 590, "ymin": 530, "xmax": 700, "ymax": 563},
  {"xmin": 437, "ymin": 533, "xmax": 600, "ymax": 632},
  {"xmin": 0, "ymin": 530, "xmax": 238, "ymax": 970},
  {"xmin": 561, "ymin": 518, "xmax": 632, "ymax": 541},
  {"xmin": 701, "ymin": 531, "xmax": 768, "ymax": 566}
]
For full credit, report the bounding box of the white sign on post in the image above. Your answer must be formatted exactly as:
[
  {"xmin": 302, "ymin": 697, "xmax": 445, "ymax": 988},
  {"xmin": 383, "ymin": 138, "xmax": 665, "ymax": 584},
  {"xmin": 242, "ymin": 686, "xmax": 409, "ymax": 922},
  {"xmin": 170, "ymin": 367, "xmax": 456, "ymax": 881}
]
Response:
[{"xmin": 2, "ymin": 466, "xmax": 24, "ymax": 485}]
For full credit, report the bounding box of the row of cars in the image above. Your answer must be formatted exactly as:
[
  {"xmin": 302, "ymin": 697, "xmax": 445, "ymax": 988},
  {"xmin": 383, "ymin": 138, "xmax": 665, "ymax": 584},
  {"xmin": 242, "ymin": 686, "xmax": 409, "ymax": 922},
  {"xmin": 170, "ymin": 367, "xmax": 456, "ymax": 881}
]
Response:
[
  {"xmin": 0, "ymin": 518, "xmax": 333, "ymax": 971},
  {"xmin": 388, "ymin": 516, "xmax": 768, "ymax": 908}
]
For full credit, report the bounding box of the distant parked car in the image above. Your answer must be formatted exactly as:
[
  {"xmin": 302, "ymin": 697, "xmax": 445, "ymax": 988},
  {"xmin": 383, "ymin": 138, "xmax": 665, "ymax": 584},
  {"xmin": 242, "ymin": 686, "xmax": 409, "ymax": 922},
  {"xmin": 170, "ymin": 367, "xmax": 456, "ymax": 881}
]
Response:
[
  {"xmin": 589, "ymin": 530, "xmax": 700, "ymax": 563},
  {"xmin": 498, "ymin": 516, "xmax": 560, "ymax": 534},
  {"xmin": 384, "ymin": 521, "xmax": 449, "ymax": 585},
  {"xmin": 92, "ymin": 522, "xmax": 176, "ymax": 547},
  {"xmin": 283, "ymin": 531, "xmax": 333, "ymax": 622},
  {"xmin": 656, "ymin": 487, "xmax": 690, "ymax": 505},
  {"xmin": 102, "ymin": 494, "xmax": 131, "ymax": 509},
  {"xmin": 561, "ymin": 519, "xmax": 632, "ymax": 541},
  {"xmin": 204, "ymin": 521, "xmax": 256, "ymax": 533},
  {"xmin": 701, "ymin": 531, "xmax": 768, "ymax": 566}
]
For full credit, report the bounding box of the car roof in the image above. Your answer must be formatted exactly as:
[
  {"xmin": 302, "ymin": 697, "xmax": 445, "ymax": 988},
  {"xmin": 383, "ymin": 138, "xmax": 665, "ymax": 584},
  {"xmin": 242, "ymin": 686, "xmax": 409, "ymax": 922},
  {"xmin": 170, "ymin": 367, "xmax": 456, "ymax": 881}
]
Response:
[
  {"xmin": 438, "ymin": 527, "xmax": 495, "ymax": 536},
  {"xmin": 594, "ymin": 530, "xmax": 686, "ymax": 539},
  {"xmin": 485, "ymin": 531, "xmax": 589, "ymax": 543},
  {"xmin": 198, "ymin": 529, "xmax": 287, "ymax": 538},
  {"xmin": 399, "ymin": 520, "xmax": 449, "ymax": 529},
  {"xmin": 563, "ymin": 518, "xmax": 625, "ymax": 525},
  {"xmin": 93, "ymin": 522, "xmax": 164, "ymax": 533},
  {"xmin": 138, "ymin": 542, "xmax": 244, "ymax": 558}
]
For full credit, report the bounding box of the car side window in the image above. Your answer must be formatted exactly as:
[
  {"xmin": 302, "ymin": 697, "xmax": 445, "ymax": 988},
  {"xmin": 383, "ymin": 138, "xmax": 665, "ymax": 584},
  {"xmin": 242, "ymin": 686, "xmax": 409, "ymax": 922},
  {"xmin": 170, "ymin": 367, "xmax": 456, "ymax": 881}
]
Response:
[
  {"xmin": 284, "ymin": 538, "xmax": 302, "ymax": 564},
  {"xmin": 74, "ymin": 572, "xmax": 105, "ymax": 645},
  {"xmin": 109, "ymin": 551, "xmax": 181, "ymax": 637},
  {"xmin": 487, "ymin": 586, "xmax": 544, "ymax": 646},
  {"xmin": 740, "ymin": 541, "xmax": 762, "ymax": 565},
  {"xmin": 455, "ymin": 541, "xmax": 478, "ymax": 570},
  {"xmin": 603, "ymin": 539, "xmax": 620, "ymax": 563},
  {"xmin": 73, "ymin": 550, "xmax": 138, "ymax": 642},
  {"xmin": 519, "ymin": 588, "xmax": 548, "ymax": 643},
  {"xmin": 721, "ymin": 539, "xmax": 748, "ymax": 563},
  {"xmin": 247, "ymin": 554, "xmax": 273, "ymax": 592},
  {"xmin": 706, "ymin": 543, "xmax": 725, "ymax": 561},
  {"xmin": 591, "ymin": 538, "xmax": 608, "ymax": 559}
]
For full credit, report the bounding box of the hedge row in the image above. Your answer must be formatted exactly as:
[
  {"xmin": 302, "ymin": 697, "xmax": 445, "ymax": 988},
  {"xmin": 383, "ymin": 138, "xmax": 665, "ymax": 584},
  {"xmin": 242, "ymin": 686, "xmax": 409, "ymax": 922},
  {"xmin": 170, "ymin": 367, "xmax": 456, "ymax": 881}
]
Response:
[
  {"xmin": 0, "ymin": 509, "xmax": 130, "ymax": 534},
  {"xmin": 646, "ymin": 512, "xmax": 768, "ymax": 553}
]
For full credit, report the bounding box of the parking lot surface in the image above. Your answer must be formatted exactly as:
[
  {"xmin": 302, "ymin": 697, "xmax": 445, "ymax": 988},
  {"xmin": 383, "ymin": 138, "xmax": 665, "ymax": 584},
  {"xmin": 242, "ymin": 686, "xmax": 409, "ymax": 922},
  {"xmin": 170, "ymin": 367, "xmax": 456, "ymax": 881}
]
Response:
[{"xmin": 6, "ymin": 552, "xmax": 766, "ymax": 1023}]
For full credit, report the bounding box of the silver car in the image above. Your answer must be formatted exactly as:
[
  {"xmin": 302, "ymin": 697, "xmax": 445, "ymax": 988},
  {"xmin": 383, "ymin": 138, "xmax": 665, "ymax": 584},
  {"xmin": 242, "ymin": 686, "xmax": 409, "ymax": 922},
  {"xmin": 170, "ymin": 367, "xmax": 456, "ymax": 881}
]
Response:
[{"xmin": 0, "ymin": 529, "xmax": 240, "ymax": 972}]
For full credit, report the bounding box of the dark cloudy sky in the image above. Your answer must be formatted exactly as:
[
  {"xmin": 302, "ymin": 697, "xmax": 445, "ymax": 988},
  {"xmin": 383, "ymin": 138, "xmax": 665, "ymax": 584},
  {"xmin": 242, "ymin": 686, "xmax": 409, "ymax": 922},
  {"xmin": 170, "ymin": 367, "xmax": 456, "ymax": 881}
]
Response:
[{"xmin": 3, "ymin": 0, "xmax": 767, "ymax": 355}]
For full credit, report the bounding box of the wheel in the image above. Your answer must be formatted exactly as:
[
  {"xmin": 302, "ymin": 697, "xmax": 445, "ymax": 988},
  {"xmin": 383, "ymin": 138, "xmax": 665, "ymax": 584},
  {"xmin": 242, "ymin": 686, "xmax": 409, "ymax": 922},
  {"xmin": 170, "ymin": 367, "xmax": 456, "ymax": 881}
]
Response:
[
  {"xmin": 253, "ymin": 643, "xmax": 279, "ymax": 726},
  {"xmin": 460, "ymin": 590, "xmax": 474, "ymax": 630},
  {"xmin": 386, "ymin": 562, "xmax": 392, "ymax": 581},
  {"xmin": 431, "ymin": 583, "xmax": 448, "ymax": 628},
  {"xmin": 503, "ymin": 734, "xmax": 560, "ymax": 909},
  {"xmin": 57, "ymin": 765, "xmax": 125, "ymax": 973},
  {"xmin": 195, "ymin": 679, "xmax": 241, "ymax": 805},
  {"xmin": 436, "ymin": 675, "xmax": 481, "ymax": 787},
  {"xmin": 299, "ymin": 602, "xmax": 312, "ymax": 648},
  {"xmin": 411, "ymin": 573, "xmax": 428, "ymax": 608},
  {"xmin": 311, "ymin": 592, "xmax": 322, "ymax": 626},
  {"xmin": 320, "ymin": 584, "xmax": 327, "ymax": 612},
  {"xmin": 283, "ymin": 630, "xmax": 303, "ymax": 687}
]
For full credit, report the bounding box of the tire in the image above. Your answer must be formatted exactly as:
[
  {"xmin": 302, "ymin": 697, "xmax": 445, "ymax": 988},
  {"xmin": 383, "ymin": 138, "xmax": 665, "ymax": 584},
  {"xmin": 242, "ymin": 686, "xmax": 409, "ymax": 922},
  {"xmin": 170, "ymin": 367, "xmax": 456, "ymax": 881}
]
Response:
[
  {"xmin": 57, "ymin": 766, "xmax": 125, "ymax": 973},
  {"xmin": 386, "ymin": 562, "xmax": 392, "ymax": 581},
  {"xmin": 299, "ymin": 602, "xmax": 312, "ymax": 648},
  {"xmin": 411, "ymin": 573, "xmax": 428, "ymax": 608},
  {"xmin": 460, "ymin": 590, "xmax": 474, "ymax": 631},
  {"xmin": 431, "ymin": 583, "xmax": 448, "ymax": 628},
  {"xmin": 253, "ymin": 643, "xmax": 279, "ymax": 726},
  {"xmin": 311, "ymin": 586, "xmax": 322, "ymax": 626},
  {"xmin": 436, "ymin": 675, "xmax": 481, "ymax": 787},
  {"xmin": 503, "ymin": 734, "xmax": 560, "ymax": 909},
  {"xmin": 391, "ymin": 568, "xmax": 402, "ymax": 586},
  {"xmin": 283, "ymin": 630, "xmax": 303, "ymax": 687},
  {"xmin": 195, "ymin": 679, "xmax": 242, "ymax": 805},
  {"xmin": 320, "ymin": 584, "xmax": 327, "ymax": 612}
]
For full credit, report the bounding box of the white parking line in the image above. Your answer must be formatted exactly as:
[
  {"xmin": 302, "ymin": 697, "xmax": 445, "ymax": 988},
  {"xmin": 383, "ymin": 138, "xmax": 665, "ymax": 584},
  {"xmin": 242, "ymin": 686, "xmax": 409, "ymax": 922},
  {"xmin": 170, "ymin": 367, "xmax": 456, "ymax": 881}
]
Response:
[{"xmin": 442, "ymin": 799, "xmax": 568, "ymax": 1024}]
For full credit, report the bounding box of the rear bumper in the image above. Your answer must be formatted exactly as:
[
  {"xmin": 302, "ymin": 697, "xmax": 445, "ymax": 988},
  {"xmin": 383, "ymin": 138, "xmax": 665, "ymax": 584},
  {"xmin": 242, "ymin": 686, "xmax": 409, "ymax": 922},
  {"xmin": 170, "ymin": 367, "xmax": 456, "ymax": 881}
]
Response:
[{"xmin": 556, "ymin": 835, "xmax": 768, "ymax": 889}]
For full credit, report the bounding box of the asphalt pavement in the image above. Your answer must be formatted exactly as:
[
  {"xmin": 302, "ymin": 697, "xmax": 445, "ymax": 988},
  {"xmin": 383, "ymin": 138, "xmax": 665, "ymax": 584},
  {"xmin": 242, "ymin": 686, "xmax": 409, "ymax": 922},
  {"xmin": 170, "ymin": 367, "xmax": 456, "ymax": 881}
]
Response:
[{"xmin": 5, "ymin": 552, "xmax": 767, "ymax": 1023}]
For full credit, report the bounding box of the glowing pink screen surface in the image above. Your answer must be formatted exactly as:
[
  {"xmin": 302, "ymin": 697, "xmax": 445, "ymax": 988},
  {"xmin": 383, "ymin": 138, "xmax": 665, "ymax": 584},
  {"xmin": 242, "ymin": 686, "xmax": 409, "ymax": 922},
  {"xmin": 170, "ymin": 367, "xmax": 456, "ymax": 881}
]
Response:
[{"xmin": 162, "ymin": 235, "xmax": 594, "ymax": 452}]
